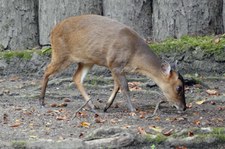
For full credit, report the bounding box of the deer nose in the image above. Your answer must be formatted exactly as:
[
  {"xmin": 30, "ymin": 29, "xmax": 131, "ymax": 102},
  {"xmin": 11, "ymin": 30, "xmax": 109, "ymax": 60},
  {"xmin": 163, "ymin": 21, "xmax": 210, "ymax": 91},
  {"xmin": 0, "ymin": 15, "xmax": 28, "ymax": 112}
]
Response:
[{"xmin": 183, "ymin": 105, "xmax": 187, "ymax": 111}]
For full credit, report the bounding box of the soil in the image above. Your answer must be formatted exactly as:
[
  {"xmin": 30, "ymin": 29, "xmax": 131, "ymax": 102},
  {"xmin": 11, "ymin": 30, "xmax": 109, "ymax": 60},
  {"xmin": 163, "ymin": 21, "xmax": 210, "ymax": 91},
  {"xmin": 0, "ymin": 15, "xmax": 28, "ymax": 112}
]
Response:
[{"xmin": 0, "ymin": 64, "xmax": 225, "ymax": 148}]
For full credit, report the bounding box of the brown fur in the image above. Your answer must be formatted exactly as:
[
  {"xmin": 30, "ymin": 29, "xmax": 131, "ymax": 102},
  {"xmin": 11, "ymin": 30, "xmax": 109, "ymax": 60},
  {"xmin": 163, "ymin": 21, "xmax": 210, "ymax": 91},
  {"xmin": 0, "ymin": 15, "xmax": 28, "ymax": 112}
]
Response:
[{"xmin": 40, "ymin": 15, "xmax": 186, "ymax": 112}]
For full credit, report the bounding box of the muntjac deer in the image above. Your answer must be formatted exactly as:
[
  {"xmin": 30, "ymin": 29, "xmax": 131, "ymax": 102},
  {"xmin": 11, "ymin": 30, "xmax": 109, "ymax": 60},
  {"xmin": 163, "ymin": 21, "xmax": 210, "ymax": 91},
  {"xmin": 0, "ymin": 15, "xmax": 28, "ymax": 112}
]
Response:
[{"xmin": 40, "ymin": 15, "xmax": 186, "ymax": 112}]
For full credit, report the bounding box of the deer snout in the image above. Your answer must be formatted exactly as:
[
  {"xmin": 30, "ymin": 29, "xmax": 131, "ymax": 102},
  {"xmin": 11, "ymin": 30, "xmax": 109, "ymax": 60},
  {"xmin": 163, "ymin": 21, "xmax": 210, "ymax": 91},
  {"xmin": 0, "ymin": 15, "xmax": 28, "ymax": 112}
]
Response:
[{"xmin": 174, "ymin": 102, "xmax": 186, "ymax": 112}]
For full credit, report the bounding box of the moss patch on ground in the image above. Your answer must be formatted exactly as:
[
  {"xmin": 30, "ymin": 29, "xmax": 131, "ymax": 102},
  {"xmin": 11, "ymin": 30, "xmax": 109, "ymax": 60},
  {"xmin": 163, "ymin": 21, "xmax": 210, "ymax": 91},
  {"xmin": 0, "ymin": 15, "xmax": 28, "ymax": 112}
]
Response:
[
  {"xmin": 0, "ymin": 35, "xmax": 225, "ymax": 61},
  {"xmin": 150, "ymin": 35, "xmax": 225, "ymax": 56}
]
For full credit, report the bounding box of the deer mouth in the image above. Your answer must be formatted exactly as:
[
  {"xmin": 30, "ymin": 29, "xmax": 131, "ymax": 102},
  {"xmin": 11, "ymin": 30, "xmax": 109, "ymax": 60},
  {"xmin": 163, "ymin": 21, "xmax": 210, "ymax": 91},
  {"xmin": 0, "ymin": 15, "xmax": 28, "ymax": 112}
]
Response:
[{"xmin": 173, "ymin": 103, "xmax": 186, "ymax": 113}]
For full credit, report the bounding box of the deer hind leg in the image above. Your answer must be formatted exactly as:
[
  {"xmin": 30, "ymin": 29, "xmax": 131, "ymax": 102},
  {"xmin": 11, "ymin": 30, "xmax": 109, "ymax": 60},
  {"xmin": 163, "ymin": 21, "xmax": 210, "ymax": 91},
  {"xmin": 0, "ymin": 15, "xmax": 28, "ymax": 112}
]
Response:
[
  {"xmin": 73, "ymin": 63, "xmax": 94, "ymax": 110},
  {"xmin": 40, "ymin": 59, "xmax": 71, "ymax": 106}
]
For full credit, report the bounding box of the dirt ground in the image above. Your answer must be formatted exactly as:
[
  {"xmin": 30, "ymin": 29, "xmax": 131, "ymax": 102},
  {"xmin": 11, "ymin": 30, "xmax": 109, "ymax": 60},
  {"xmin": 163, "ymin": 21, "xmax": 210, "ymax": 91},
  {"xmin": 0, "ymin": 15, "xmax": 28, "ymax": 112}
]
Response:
[{"xmin": 0, "ymin": 69, "xmax": 225, "ymax": 147}]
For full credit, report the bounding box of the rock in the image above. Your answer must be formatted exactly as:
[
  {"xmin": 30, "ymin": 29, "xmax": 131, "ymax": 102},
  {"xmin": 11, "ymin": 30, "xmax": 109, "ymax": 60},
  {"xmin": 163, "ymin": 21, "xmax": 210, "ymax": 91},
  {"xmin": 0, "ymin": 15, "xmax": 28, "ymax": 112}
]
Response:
[{"xmin": 84, "ymin": 127, "xmax": 135, "ymax": 148}]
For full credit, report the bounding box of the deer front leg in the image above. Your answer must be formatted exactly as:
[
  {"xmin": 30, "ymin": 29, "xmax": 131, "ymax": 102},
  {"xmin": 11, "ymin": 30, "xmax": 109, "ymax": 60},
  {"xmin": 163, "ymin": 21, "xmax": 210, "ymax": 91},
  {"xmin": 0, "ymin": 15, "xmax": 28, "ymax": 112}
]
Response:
[
  {"xmin": 110, "ymin": 69, "xmax": 135, "ymax": 112},
  {"xmin": 104, "ymin": 78, "xmax": 120, "ymax": 112}
]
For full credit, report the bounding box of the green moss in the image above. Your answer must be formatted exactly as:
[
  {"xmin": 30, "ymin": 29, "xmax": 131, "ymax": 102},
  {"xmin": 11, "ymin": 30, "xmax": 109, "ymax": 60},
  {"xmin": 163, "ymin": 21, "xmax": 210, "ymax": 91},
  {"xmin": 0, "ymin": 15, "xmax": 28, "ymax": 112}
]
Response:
[
  {"xmin": 0, "ymin": 50, "xmax": 33, "ymax": 60},
  {"xmin": 40, "ymin": 47, "xmax": 52, "ymax": 55},
  {"xmin": 0, "ymin": 48, "xmax": 52, "ymax": 60},
  {"xmin": 144, "ymin": 134, "xmax": 167, "ymax": 144},
  {"xmin": 150, "ymin": 35, "xmax": 225, "ymax": 55},
  {"xmin": 212, "ymin": 128, "xmax": 225, "ymax": 141},
  {"xmin": 11, "ymin": 141, "xmax": 26, "ymax": 149}
]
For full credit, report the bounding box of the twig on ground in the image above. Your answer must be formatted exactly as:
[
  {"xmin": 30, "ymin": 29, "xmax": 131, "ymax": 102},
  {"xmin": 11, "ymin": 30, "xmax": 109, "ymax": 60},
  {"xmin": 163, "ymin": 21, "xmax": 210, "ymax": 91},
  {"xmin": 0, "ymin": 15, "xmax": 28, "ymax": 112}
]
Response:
[
  {"xmin": 146, "ymin": 100, "xmax": 166, "ymax": 119},
  {"xmin": 72, "ymin": 98, "xmax": 93, "ymax": 119}
]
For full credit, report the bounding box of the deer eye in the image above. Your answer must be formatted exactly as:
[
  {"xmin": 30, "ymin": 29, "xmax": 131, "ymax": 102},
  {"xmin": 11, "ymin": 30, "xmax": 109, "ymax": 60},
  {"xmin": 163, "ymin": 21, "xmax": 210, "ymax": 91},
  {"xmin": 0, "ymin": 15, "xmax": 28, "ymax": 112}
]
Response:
[{"xmin": 176, "ymin": 86, "xmax": 183, "ymax": 93}]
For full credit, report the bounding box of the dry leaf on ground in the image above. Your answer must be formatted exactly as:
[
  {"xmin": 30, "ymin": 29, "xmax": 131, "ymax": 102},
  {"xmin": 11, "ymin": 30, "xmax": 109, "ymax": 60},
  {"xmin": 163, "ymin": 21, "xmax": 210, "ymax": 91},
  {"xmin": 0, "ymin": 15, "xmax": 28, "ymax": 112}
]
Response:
[
  {"xmin": 137, "ymin": 126, "xmax": 147, "ymax": 135},
  {"xmin": 10, "ymin": 120, "xmax": 21, "ymax": 128},
  {"xmin": 162, "ymin": 129, "xmax": 173, "ymax": 136},
  {"xmin": 128, "ymin": 82, "xmax": 142, "ymax": 91},
  {"xmin": 80, "ymin": 121, "xmax": 90, "ymax": 128},
  {"xmin": 206, "ymin": 89, "xmax": 219, "ymax": 95},
  {"xmin": 195, "ymin": 99, "xmax": 206, "ymax": 105}
]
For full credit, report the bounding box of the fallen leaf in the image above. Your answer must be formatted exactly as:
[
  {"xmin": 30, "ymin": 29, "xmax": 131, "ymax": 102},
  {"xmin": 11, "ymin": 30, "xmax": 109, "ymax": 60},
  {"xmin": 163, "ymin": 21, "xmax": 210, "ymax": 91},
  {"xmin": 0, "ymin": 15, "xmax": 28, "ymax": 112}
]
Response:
[
  {"xmin": 129, "ymin": 112, "xmax": 136, "ymax": 117},
  {"xmin": 47, "ymin": 110, "xmax": 53, "ymax": 113},
  {"xmin": 137, "ymin": 126, "xmax": 147, "ymax": 135},
  {"xmin": 10, "ymin": 120, "xmax": 21, "ymax": 128},
  {"xmin": 57, "ymin": 103, "xmax": 67, "ymax": 107},
  {"xmin": 186, "ymin": 103, "xmax": 192, "ymax": 108},
  {"xmin": 153, "ymin": 116, "xmax": 161, "ymax": 121},
  {"xmin": 128, "ymin": 82, "xmax": 142, "ymax": 91},
  {"xmin": 123, "ymin": 124, "xmax": 131, "ymax": 129},
  {"xmin": 9, "ymin": 76, "xmax": 20, "ymax": 81},
  {"xmin": 210, "ymin": 101, "xmax": 216, "ymax": 105},
  {"xmin": 56, "ymin": 116, "xmax": 67, "ymax": 120},
  {"xmin": 217, "ymin": 106, "xmax": 225, "ymax": 111},
  {"xmin": 206, "ymin": 89, "xmax": 219, "ymax": 95},
  {"xmin": 193, "ymin": 120, "xmax": 201, "ymax": 125},
  {"xmin": 188, "ymin": 131, "xmax": 194, "ymax": 137},
  {"xmin": 195, "ymin": 99, "xmax": 206, "ymax": 105},
  {"xmin": 64, "ymin": 98, "xmax": 71, "ymax": 102},
  {"xmin": 79, "ymin": 132, "xmax": 84, "ymax": 138},
  {"xmin": 162, "ymin": 129, "xmax": 173, "ymax": 136},
  {"xmin": 139, "ymin": 111, "xmax": 147, "ymax": 119},
  {"xmin": 94, "ymin": 114, "xmax": 105, "ymax": 123},
  {"xmin": 50, "ymin": 103, "xmax": 57, "ymax": 107},
  {"xmin": 110, "ymin": 119, "xmax": 118, "ymax": 124},
  {"xmin": 168, "ymin": 116, "xmax": 186, "ymax": 122},
  {"xmin": 76, "ymin": 111, "xmax": 88, "ymax": 118},
  {"xmin": 149, "ymin": 125, "xmax": 162, "ymax": 133},
  {"xmin": 80, "ymin": 121, "xmax": 90, "ymax": 128}
]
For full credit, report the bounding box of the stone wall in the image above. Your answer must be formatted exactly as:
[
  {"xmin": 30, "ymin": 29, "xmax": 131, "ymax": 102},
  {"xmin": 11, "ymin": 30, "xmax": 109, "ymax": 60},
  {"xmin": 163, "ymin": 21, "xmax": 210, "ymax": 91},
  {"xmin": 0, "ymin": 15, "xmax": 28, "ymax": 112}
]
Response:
[{"xmin": 0, "ymin": 0, "xmax": 224, "ymax": 50}]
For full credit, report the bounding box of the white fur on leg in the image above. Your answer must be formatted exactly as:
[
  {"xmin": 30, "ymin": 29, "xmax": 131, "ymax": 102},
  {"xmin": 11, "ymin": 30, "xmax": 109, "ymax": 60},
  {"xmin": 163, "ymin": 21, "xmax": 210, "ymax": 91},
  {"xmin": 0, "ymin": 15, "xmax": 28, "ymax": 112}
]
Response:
[{"xmin": 81, "ymin": 66, "xmax": 90, "ymax": 83}]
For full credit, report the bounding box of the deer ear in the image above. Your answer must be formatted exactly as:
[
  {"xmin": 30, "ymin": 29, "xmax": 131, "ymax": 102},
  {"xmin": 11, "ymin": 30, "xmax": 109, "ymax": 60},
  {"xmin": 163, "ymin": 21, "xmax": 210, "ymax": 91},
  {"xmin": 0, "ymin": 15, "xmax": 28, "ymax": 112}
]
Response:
[{"xmin": 161, "ymin": 61, "xmax": 171, "ymax": 76}]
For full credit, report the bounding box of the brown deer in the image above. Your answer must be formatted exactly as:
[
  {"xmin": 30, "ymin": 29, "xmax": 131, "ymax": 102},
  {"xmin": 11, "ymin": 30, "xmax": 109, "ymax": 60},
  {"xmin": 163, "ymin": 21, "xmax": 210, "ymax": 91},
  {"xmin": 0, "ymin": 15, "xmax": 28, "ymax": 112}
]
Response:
[{"xmin": 40, "ymin": 15, "xmax": 186, "ymax": 112}]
